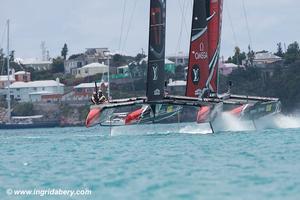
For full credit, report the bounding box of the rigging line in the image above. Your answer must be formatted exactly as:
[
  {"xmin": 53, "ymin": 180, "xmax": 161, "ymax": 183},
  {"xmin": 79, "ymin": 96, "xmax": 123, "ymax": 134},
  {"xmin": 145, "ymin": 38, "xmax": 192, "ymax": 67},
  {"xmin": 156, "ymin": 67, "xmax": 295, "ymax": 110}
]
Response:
[
  {"xmin": 121, "ymin": 0, "xmax": 138, "ymax": 53},
  {"xmin": 0, "ymin": 23, "xmax": 7, "ymax": 52},
  {"xmin": 178, "ymin": 0, "xmax": 190, "ymax": 39},
  {"xmin": 175, "ymin": 0, "xmax": 187, "ymax": 56},
  {"xmin": 0, "ymin": 23, "xmax": 7, "ymax": 75},
  {"xmin": 118, "ymin": 0, "xmax": 127, "ymax": 52},
  {"xmin": 225, "ymin": 1, "xmax": 238, "ymax": 48},
  {"xmin": 242, "ymin": 0, "xmax": 253, "ymax": 49}
]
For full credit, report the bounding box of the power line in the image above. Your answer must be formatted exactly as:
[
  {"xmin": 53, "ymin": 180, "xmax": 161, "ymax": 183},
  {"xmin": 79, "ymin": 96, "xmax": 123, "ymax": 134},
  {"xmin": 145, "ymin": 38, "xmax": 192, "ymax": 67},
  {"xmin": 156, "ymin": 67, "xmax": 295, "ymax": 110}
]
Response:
[
  {"xmin": 225, "ymin": 1, "xmax": 238, "ymax": 48},
  {"xmin": 122, "ymin": 0, "xmax": 138, "ymax": 53},
  {"xmin": 118, "ymin": 0, "xmax": 127, "ymax": 52},
  {"xmin": 0, "ymin": 22, "xmax": 7, "ymax": 52},
  {"xmin": 242, "ymin": 0, "xmax": 253, "ymax": 49},
  {"xmin": 175, "ymin": 0, "xmax": 191, "ymax": 55}
]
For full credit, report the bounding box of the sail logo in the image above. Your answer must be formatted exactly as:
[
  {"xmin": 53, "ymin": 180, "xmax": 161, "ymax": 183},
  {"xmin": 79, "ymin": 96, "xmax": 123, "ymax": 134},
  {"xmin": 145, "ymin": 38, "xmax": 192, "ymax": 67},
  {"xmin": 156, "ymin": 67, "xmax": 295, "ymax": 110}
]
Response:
[
  {"xmin": 154, "ymin": 89, "xmax": 161, "ymax": 96},
  {"xmin": 191, "ymin": 65, "xmax": 200, "ymax": 85},
  {"xmin": 152, "ymin": 64, "xmax": 158, "ymax": 81},
  {"xmin": 194, "ymin": 42, "xmax": 208, "ymax": 60}
]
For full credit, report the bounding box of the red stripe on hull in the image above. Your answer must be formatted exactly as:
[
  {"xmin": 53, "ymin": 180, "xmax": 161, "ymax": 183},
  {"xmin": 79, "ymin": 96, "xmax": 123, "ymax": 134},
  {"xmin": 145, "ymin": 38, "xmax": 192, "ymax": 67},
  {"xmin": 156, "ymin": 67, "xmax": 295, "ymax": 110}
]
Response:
[{"xmin": 86, "ymin": 108, "xmax": 101, "ymax": 128}]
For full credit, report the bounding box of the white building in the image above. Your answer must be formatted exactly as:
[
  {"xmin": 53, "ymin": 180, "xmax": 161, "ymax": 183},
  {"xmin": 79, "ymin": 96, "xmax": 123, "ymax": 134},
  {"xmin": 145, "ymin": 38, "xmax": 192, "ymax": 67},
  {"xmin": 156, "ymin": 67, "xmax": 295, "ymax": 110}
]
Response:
[
  {"xmin": 167, "ymin": 53, "xmax": 189, "ymax": 66},
  {"xmin": 254, "ymin": 52, "xmax": 283, "ymax": 66},
  {"xmin": 167, "ymin": 80, "xmax": 186, "ymax": 95},
  {"xmin": 117, "ymin": 65, "xmax": 129, "ymax": 75},
  {"xmin": 75, "ymin": 62, "xmax": 109, "ymax": 78},
  {"xmin": 5, "ymin": 79, "xmax": 64, "ymax": 102},
  {"xmin": 0, "ymin": 74, "xmax": 15, "ymax": 89},
  {"xmin": 21, "ymin": 59, "xmax": 52, "ymax": 71}
]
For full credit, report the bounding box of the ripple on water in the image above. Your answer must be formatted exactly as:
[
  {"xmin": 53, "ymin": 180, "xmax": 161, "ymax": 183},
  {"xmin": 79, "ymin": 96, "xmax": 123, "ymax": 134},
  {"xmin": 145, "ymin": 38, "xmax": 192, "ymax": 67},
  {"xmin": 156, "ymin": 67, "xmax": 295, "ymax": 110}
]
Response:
[{"xmin": 0, "ymin": 127, "xmax": 299, "ymax": 200}]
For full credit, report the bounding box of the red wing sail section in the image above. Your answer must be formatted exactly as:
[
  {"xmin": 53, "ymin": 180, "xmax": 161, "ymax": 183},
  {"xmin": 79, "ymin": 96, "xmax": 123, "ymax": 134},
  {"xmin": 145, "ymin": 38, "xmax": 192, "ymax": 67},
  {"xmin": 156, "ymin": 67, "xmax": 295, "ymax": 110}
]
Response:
[
  {"xmin": 207, "ymin": 0, "xmax": 223, "ymax": 93},
  {"xmin": 186, "ymin": 0, "xmax": 210, "ymax": 97}
]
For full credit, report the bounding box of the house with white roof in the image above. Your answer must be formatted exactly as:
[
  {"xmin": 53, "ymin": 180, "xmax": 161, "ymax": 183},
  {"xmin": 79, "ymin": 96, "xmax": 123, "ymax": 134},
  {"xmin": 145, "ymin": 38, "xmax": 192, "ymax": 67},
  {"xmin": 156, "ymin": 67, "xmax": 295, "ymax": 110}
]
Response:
[
  {"xmin": 61, "ymin": 82, "xmax": 108, "ymax": 101},
  {"xmin": 74, "ymin": 62, "xmax": 109, "ymax": 78},
  {"xmin": 167, "ymin": 53, "xmax": 189, "ymax": 66},
  {"xmin": 4, "ymin": 79, "xmax": 64, "ymax": 102},
  {"xmin": 21, "ymin": 58, "xmax": 52, "ymax": 71},
  {"xmin": 140, "ymin": 57, "xmax": 176, "ymax": 73},
  {"xmin": 0, "ymin": 74, "xmax": 15, "ymax": 89},
  {"xmin": 253, "ymin": 52, "xmax": 283, "ymax": 67},
  {"xmin": 14, "ymin": 71, "xmax": 31, "ymax": 82},
  {"xmin": 167, "ymin": 80, "xmax": 186, "ymax": 95}
]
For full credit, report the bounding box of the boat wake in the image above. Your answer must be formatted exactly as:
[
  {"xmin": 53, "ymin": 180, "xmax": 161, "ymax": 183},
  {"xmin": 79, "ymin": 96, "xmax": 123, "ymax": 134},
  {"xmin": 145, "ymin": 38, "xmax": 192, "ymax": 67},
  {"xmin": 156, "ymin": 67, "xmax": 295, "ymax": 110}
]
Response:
[
  {"xmin": 108, "ymin": 113, "xmax": 300, "ymax": 136},
  {"xmin": 272, "ymin": 114, "xmax": 300, "ymax": 129},
  {"xmin": 213, "ymin": 113, "xmax": 255, "ymax": 132},
  {"xmin": 214, "ymin": 113, "xmax": 300, "ymax": 132},
  {"xmin": 110, "ymin": 122, "xmax": 213, "ymax": 136}
]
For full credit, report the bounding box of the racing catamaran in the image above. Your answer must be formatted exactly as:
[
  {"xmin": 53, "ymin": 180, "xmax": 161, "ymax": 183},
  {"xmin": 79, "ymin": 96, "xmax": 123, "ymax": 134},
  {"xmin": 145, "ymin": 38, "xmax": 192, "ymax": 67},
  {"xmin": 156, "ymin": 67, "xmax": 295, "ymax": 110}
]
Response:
[
  {"xmin": 86, "ymin": 0, "xmax": 221, "ymax": 129},
  {"xmin": 184, "ymin": 0, "xmax": 280, "ymax": 124},
  {"xmin": 86, "ymin": 0, "xmax": 281, "ymax": 131}
]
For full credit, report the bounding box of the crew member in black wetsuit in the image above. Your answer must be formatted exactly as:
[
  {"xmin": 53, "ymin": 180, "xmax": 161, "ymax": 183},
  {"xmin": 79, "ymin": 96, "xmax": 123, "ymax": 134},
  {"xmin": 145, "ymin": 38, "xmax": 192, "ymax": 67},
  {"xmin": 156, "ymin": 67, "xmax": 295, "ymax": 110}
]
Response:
[{"xmin": 91, "ymin": 90, "xmax": 107, "ymax": 104}]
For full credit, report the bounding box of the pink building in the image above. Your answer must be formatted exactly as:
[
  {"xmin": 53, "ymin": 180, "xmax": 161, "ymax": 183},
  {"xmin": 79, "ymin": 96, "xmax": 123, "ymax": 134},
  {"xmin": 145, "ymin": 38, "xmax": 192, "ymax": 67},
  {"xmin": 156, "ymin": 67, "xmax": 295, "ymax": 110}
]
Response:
[{"xmin": 219, "ymin": 63, "xmax": 239, "ymax": 76}]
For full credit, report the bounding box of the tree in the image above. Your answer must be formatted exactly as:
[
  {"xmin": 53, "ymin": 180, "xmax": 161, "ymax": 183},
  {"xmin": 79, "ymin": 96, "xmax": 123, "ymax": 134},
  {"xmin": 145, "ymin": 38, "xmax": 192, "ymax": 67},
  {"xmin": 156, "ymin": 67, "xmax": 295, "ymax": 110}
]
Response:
[
  {"xmin": 9, "ymin": 50, "xmax": 15, "ymax": 62},
  {"xmin": 284, "ymin": 41, "xmax": 300, "ymax": 64},
  {"xmin": 112, "ymin": 54, "xmax": 126, "ymax": 67},
  {"xmin": 135, "ymin": 53, "xmax": 146, "ymax": 62},
  {"xmin": 175, "ymin": 64, "xmax": 185, "ymax": 80},
  {"xmin": 12, "ymin": 102, "xmax": 34, "ymax": 116},
  {"xmin": 246, "ymin": 45, "xmax": 255, "ymax": 67},
  {"xmin": 275, "ymin": 42, "xmax": 284, "ymax": 57},
  {"xmin": 61, "ymin": 43, "xmax": 68, "ymax": 60},
  {"xmin": 52, "ymin": 57, "xmax": 65, "ymax": 73},
  {"xmin": 227, "ymin": 46, "xmax": 246, "ymax": 65}
]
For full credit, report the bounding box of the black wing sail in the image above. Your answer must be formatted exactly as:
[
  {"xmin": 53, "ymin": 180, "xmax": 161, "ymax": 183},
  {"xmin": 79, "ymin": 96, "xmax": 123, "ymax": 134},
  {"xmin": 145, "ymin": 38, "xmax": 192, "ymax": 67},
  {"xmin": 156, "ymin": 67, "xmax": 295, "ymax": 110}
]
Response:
[{"xmin": 146, "ymin": 0, "xmax": 166, "ymax": 101}]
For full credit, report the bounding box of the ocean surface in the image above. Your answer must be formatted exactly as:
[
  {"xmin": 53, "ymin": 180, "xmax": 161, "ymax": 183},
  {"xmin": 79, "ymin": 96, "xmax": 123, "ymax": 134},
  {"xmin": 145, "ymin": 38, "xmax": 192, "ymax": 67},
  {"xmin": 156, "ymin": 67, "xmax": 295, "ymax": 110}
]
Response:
[{"xmin": 0, "ymin": 120, "xmax": 300, "ymax": 199}]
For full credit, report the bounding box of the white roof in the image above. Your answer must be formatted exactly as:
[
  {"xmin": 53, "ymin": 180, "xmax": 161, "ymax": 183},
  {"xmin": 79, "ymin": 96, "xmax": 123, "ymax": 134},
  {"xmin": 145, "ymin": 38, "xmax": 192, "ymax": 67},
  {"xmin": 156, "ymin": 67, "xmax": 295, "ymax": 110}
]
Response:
[
  {"xmin": 15, "ymin": 71, "xmax": 30, "ymax": 75},
  {"xmin": 81, "ymin": 62, "xmax": 108, "ymax": 69},
  {"xmin": 21, "ymin": 58, "xmax": 52, "ymax": 65},
  {"xmin": 8, "ymin": 80, "xmax": 64, "ymax": 89},
  {"xmin": 117, "ymin": 65, "xmax": 128, "ymax": 69},
  {"xmin": 255, "ymin": 52, "xmax": 282, "ymax": 60},
  {"xmin": 165, "ymin": 59, "xmax": 175, "ymax": 64},
  {"xmin": 168, "ymin": 80, "xmax": 186, "ymax": 87},
  {"xmin": 140, "ymin": 57, "xmax": 174, "ymax": 65},
  {"xmin": 74, "ymin": 82, "xmax": 107, "ymax": 89},
  {"xmin": 29, "ymin": 91, "xmax": 53, "ymax": 95},
  {"xmin": 222, "ymin": 63, "xmax": 238, "ymax": 68},
  {"xmin": 0, "ymin": 75, "xmax": 15, "ymax": 81}
]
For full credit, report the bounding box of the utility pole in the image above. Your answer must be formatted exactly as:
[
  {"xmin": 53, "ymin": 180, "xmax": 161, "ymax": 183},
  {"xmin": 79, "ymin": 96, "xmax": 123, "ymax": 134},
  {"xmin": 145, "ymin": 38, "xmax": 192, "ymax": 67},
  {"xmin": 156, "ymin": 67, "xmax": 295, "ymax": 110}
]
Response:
[
  {"xmin": 104, "ymin": 50, "xmax": 111, "ymax": 100},
  {"xmin": 6, "ymin": 19, "xmax": 11, "ymax": 121}
]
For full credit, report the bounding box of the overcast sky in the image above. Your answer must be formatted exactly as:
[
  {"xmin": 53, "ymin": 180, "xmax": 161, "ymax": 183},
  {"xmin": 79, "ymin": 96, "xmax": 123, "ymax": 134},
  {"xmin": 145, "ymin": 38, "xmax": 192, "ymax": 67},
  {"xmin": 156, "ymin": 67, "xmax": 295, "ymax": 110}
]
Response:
[{"xmin": 0, "ymin": 0, "xmax": 299, "ymax": 60}]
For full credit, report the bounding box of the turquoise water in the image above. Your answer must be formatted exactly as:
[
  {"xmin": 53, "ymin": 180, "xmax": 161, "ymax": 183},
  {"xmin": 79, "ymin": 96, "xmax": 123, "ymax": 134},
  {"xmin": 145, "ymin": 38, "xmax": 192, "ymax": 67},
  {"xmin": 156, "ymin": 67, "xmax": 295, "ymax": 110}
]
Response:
[{"xmin": 0, "ymin": 126, "xmax": 299, "ymax": 200}]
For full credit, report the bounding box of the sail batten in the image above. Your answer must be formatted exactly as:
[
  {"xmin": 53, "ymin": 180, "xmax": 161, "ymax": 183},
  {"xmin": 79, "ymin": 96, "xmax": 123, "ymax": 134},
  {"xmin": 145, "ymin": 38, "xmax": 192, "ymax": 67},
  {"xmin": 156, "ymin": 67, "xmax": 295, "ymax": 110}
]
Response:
[{"xmin": 146, "ymin": 0, "xmax": 166, "ymax": 101}]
